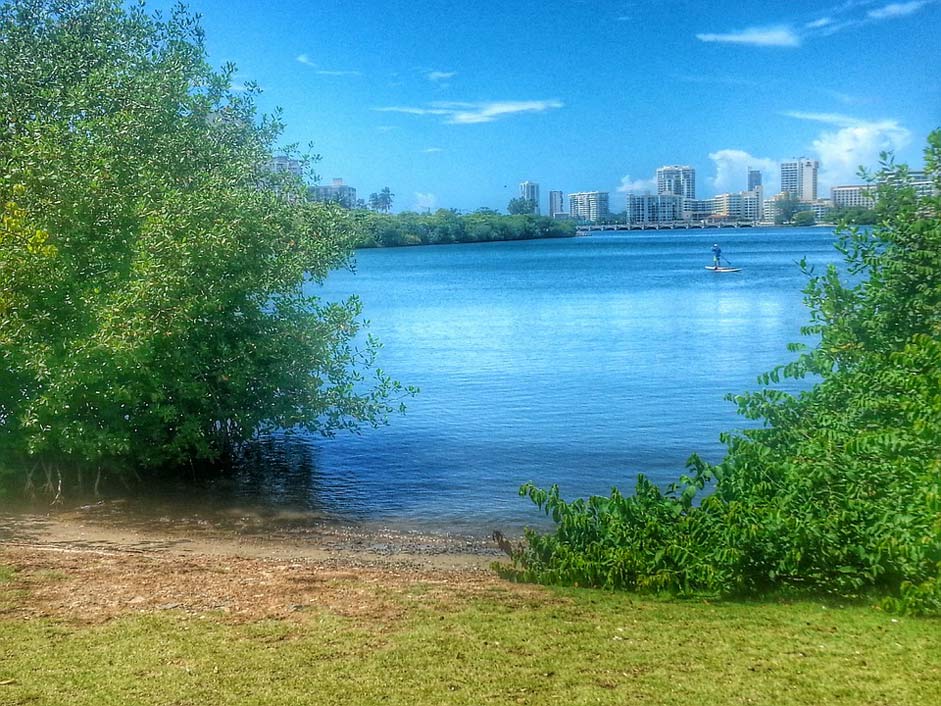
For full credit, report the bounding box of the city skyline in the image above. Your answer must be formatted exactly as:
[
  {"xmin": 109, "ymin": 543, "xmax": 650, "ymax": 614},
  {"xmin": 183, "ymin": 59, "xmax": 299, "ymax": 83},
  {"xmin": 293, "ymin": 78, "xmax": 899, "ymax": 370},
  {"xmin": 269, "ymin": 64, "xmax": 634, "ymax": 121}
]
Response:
[{"xmin": 147, "ymin": 0, "xmax": 940, "ymax": 212}]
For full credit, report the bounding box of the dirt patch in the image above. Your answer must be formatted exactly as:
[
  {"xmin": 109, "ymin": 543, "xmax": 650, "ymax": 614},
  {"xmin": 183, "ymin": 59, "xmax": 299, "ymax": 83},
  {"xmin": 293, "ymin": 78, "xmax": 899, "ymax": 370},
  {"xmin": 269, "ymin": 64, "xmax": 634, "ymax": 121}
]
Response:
[{"xmin": 0, "ymin": 512, "xmax": 539, "ymax": 625}]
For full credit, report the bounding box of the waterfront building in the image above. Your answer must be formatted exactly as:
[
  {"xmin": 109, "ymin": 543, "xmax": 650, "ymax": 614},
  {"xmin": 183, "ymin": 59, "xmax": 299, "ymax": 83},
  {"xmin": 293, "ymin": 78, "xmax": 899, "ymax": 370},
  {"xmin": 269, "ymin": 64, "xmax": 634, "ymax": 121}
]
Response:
[
  {"xmin": 781, "ymin": 158, "xmax": 818, "ymax": 202},
  {"xmin": 810, "ymin": 199, "xmax": 833, "ymax": 221},
  {"xmin": 743, "ymin": 186, "xmax": 763, "ymax": 222},
  {"xmin": 711, "ymin": 192, "xmax": 742, "ymax": 219},
  {"xmin": 656, "ymin": 165, "xmax": 696, "ymax": 199},
  {"xmin": 548, "ymin": 190, "xmax": 564, "ymax": 218},
  {"xmin": 763, "ymin": 192, "xmax": 793, "ymax": 223},
  {"xmin": 682, "ymin": 198, "xmax": 714, "ymax": 221},
  {"xmin": 309, "ymin": 178, "xmax": 358, "ymax": 208},
  {"xmin": 519, "ymin": 181, "xmax": 540, "ymax": 214},
  {"xmin": 626, "ymin": 193, "xmax": 683, "ymax": 224},
  {"xmin": 747, "ymin": 168, "xmax": 762, "ymax": 191},
  {"xmin": 710, "ymin": 186, "xmax": 762, "ymax": 222},
  {"xmin": 569, "ymin": 191, "xmax": 610, "ymax": 222},
  {"xmin": 831, "ymin": 184, "xmax": 876, "ymax": 209}
]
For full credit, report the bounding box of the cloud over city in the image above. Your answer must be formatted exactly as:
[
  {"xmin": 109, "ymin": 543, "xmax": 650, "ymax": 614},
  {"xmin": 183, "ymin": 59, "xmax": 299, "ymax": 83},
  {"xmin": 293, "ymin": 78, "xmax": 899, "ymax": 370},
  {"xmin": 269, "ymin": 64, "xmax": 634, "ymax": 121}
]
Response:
[
  {"xmin": 616, "ymin": 175, "xmax": 657, "ymax": 194},
  {"xmin": 708, "ymin": 150, "xmax": 780, "ymax": 195},
  {"xmin": 783, "ymin": 112, "xmax": 912, "ymax": 190}
]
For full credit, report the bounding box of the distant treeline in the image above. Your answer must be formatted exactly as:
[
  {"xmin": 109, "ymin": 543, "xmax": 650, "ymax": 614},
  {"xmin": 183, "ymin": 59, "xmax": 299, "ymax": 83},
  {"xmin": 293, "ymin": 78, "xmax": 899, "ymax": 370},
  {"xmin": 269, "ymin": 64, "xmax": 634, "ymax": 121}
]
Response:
[{"xmin": 351, "ymin": 209, "xmax": 577, "ymax": 248}]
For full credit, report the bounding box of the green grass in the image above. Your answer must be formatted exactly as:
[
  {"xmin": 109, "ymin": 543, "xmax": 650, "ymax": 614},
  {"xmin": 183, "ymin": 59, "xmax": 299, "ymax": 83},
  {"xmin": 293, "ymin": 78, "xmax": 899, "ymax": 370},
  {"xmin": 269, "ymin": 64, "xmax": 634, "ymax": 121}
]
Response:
[{"xmin": 1, "ymin": 572, "xmax": 939, "ymax": 705}]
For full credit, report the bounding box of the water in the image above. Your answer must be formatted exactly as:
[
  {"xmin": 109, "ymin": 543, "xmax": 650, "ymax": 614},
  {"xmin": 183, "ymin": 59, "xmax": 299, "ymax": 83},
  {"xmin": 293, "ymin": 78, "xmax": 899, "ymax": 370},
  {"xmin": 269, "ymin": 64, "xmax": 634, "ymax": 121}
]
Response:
[
  {"xmin": 65, "ymin": 227, "xmax": 841, "ymax": 537},
  {"xmin": 244, "ymin": 226, "xmax": 839, "ymax": 535}
]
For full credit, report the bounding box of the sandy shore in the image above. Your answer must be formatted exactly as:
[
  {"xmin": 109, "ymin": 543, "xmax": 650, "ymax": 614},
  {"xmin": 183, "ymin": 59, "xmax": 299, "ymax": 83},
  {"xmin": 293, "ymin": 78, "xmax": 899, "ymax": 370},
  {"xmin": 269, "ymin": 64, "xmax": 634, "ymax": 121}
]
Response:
[{"xmin": 0, "ymin": 506, "xmax": 528, "ymax": 623}]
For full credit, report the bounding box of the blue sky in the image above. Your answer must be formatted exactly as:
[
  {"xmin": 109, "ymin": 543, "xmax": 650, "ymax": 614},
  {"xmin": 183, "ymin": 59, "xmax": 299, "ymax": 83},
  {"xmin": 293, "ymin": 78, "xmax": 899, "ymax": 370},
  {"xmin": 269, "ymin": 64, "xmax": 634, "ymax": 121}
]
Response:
[{"xmin": 152, "ymin": 0, "xmax": 939, "ymax": 212}]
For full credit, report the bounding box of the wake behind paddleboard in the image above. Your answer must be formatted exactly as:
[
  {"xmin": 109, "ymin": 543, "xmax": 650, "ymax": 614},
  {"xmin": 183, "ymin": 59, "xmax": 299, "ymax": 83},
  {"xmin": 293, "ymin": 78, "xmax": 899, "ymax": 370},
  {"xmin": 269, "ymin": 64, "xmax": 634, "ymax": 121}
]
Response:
[{"xmin": 705, "ymin": 266, "xmax": 741, "ymax": 273}]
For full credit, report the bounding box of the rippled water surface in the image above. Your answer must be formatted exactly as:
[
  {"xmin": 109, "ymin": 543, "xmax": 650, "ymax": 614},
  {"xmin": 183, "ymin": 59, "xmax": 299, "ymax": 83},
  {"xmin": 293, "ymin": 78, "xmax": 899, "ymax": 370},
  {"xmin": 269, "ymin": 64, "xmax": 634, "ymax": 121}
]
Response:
[
  {"xmin": 235, "ymin": 226, "xmax": 837, "ymax": 534},
  {"xmin": 58, "ymin": 227, "xmax": 842, "ymax": 536}
]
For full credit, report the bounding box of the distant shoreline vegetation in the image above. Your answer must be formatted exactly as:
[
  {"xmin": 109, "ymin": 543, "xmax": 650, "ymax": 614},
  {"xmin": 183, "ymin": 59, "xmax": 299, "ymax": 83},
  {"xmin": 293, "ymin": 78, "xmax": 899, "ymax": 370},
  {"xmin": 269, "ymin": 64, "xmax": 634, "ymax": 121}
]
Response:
[{"xmin": 350, "ymin": 209, "xmax": 577, "ymax": 248}]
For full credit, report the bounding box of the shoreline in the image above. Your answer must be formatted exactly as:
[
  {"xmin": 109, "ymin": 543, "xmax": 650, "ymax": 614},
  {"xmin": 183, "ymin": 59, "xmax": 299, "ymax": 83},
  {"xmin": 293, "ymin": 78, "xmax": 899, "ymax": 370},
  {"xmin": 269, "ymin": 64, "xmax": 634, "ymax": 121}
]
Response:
[{"xmin": 0, "ymin": 506, "xmax": 506, "ymax": 573}]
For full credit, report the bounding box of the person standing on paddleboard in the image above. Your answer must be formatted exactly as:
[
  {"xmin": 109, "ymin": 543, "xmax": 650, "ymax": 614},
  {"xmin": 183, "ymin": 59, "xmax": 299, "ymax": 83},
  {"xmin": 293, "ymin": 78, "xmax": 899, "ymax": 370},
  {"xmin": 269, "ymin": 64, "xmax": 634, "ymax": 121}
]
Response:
[{"xmin": 712, "ymin": 243, "xmax": 721, "ymax": 269}]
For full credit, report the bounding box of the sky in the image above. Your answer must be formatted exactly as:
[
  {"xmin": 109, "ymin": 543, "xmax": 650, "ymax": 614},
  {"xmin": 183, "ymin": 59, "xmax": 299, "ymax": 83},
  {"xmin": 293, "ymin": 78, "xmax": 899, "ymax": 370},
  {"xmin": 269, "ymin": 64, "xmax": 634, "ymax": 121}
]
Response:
[{"xmin": 149, "ymin": 0, "xmax": 940, "ymax": 213}]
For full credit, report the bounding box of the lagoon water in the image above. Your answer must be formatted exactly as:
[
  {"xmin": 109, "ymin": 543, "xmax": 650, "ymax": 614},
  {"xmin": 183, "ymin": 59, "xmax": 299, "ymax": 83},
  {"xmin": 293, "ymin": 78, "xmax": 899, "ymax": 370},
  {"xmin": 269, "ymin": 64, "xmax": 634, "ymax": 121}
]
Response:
[{"xmin": 221, "ymin": 226, "xmax": 840, "ymax": 535}]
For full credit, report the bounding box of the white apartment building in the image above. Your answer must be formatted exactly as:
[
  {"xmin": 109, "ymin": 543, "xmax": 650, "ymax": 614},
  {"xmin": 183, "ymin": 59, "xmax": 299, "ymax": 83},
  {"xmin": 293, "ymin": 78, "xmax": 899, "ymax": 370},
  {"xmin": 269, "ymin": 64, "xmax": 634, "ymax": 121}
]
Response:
[
  {"xmin": 626, "ymin": 194, "xmax": 683, "ymax": 224},
  {"xmin": 781, "ymin": 158, "xmax": 819, "ymax": 202},
  {"xmin": 569, "ymin": 191, "xmax": 610, "ymax": 222},
  {"xmin": 656, "ymin": 165, "xmax": 696, "ymax": 199},
  {"xmin": 519, "ymin": 181, "xmax": 540, "ymax": 214},
  {"xmin": 711, "ymin": 186, "xmax": 762, "ymax": 222},
  {"xmin": 683, "ymin": 198, "xmax": 714, "ymax": 221},
  {"xmin": 831, "ymin": 185, "xmax": 876, "ymax": 209}
]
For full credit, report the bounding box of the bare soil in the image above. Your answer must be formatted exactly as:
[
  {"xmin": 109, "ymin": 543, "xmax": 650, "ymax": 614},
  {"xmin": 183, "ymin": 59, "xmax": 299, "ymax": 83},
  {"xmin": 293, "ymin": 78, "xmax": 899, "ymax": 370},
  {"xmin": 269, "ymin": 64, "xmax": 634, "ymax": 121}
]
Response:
[{"xmin": 0, "ymin": 508, "xmax": 530, "ymax": 625}]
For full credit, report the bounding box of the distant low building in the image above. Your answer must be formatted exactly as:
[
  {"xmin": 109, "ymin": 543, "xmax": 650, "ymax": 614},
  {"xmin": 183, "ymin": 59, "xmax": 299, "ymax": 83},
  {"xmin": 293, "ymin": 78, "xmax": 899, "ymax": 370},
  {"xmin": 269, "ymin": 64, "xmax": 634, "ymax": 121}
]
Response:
[
  {"xmin": 810, "ymin": 199, "xmax": 833, "ymax": 221},
  {"xmin": 626, "ymin": 193, "xmax": 683, "ymax": 224},
  {"xmin": 683, "ymin": 198, "xmax": 714, "ymax": 221},
  {"xmin": 309, "ymin": 178, "xmax": 358, "ymax": 208},
  {"xmin": 711, "ymin": 187, "xmax": 762, "ymax": 222},
  {"xmin": 831, "ymin": 184, "xmax": 876, "ymax": 209}
]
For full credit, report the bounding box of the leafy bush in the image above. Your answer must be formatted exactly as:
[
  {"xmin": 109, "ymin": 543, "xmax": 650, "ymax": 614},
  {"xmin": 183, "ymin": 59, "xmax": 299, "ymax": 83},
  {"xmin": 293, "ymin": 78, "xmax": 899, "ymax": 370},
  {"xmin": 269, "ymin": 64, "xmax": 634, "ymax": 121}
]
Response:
[
  {"xmin": 0, "ymin": 1, "xmax": 410, "ymax": 497},
  {"xmin": 504, "ymin": 132, "xmax": 941, "ymax": 614}
]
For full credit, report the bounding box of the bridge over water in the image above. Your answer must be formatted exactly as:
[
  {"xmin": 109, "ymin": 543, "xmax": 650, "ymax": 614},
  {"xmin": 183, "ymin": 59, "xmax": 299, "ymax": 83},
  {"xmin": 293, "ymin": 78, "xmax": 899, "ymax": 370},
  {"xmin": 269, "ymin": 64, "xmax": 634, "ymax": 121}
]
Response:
[{"xmin": 576, "ymin": 221, "xmax": 756, "ymax": 234}]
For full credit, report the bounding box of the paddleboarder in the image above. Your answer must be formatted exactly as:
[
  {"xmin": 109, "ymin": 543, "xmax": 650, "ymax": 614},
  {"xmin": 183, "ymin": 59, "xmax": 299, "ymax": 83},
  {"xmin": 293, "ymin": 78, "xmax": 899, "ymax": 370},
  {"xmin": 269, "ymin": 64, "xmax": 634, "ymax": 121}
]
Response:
[{"xmin": 712, "ymin": 243, "xmax": 721, "ymax": 269}]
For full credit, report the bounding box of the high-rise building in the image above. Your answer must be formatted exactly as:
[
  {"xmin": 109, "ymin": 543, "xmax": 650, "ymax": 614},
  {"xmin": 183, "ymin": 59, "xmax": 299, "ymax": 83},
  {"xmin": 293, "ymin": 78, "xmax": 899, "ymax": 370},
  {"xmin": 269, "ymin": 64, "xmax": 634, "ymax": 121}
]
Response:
[
  {"xmin": 747, "ymin": 168, "xmax": 762, "ymax": 191},
  {"xmin": 781, "ymin": 158, "xmax": 818, "ymax": 202},
  {"xmin": 569, "ymin": 191, "xmax": 610, "ymax": 222},
  {"xmin": 519, "ymin": 181, "xmax": 540, "ymax": 214},
  {"xmin": 656, "ymin": 165, "xmax": 696, "ymax": 199},
  {"xmin": 309, "ymin": 178, "xmax": 358, "ymax": 208},
  {"xmin": 548, "ymin": 190, "xmax": 564, "ymax": 217}
]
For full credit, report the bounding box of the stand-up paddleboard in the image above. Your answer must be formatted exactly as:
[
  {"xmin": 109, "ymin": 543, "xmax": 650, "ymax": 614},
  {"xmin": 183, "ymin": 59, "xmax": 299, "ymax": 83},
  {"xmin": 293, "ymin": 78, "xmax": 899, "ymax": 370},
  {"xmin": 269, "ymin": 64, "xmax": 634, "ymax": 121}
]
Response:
[{"xmin": 705, "ymin": 265, "xmax": 741, "ymax": 273}]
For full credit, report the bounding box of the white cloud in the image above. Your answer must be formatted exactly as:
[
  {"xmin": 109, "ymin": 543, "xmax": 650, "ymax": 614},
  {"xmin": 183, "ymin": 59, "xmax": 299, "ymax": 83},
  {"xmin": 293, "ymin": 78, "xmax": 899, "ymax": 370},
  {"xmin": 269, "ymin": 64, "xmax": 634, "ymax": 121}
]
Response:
[
  {"xmin": 413, "ymin": 192, "xmax": 437, "ymax": 212},
  {"xmin": 783, "ymin": 111, "xmax": 865, "ymax": 128},
  {"xmin": 296, "ymin": 54, "xmax": 360, "ymax": 76},
  {"xmin": 374, "ymin": 100, "xmax": 563, "ymax": 125},
  {"xmin": 708, "ymin": 150, "xmax": 780, "ymax": 195},
  {"xmin": 422, "ymin": 147, "xmax": 444, "ymax": 153},
  {"xmin": 315, "ymin": 69, "xmax": 362, "ymax": 77},
  {"xmin": 616, "ymin": 175, "xmax": 657, "ymax": 193},
  {"xmin": 426, "ymin": 70, "xmax": 456, "ymax": 83},
  {"xmin": 868, "ymin": 1, "xmax": 929, "ymax": 19},
  {"xmin": 696, "ymin": 25, "xmax": 801, "ymax": 47},
  {"xmin": 700, "ymin": 1, "xmax": 934, "ymax": 45},
  {"xmin": 784, "ymin": 112, "xmax": 912, "ymax": 190}
]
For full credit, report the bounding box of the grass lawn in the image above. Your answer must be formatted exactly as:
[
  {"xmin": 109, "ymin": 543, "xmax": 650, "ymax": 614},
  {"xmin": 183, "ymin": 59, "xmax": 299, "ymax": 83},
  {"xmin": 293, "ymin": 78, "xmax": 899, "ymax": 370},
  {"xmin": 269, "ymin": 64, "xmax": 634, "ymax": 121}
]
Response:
[{"xmin": 1, "ymin": 549, "xmax": 939, "ymax": 706}]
